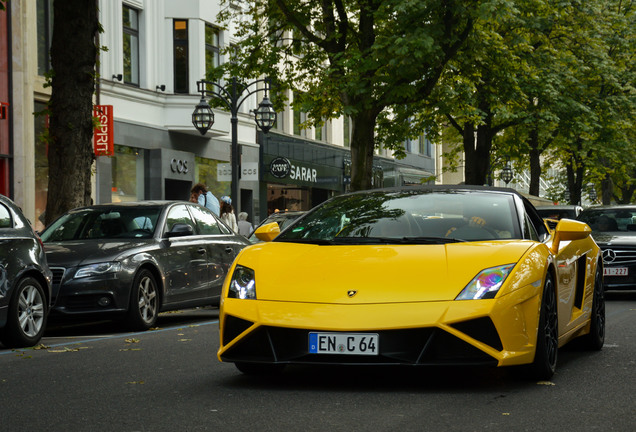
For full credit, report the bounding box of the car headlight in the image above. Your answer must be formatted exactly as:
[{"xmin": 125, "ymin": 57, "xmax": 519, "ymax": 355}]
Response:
[
  {"xmin": 456, "ymin": 264, "xmax": 515, "ymax": 300},
  {"xmin": 74, "ymin": 262, "xmax": 122, "ymax": 279},
  {"xmin": 228, "ymin": 265, "xmax": 256, "ymax": 299}
]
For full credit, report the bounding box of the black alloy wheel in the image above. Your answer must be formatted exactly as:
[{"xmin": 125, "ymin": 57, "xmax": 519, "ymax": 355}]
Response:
[
  {"xmin": 582, "ymin": 264, "xmax": 605, "ymax": 350},
  {"xmin": 529, "ymin": 273, "xmax": 558, "ymax": 380}
]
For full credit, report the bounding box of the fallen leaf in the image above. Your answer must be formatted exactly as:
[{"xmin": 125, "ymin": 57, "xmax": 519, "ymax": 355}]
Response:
[
  {"xmin": 537, "ymin": 381, "xmax": 556, "ymax": 386},
  {"xmin": 119, "ymin": 348, "xmax": 142, "ymax": 351},
  {"xmin": 179, "ymin": 339, "xmax": 191, "ymax": 342},
  {"xmin": 126, "ymin": 381, "xmax": 145, "ymax": 385},
  {"xmin": 33, "ymin": 344, "xmax": 50, "ymax": 350},
  {"xmin": 125, "ymin": 338, "xmax": 140, "ymax": 344},
  {"xmin": 502, "ymin": 413, "xmax": 510, "ymax": 416}
]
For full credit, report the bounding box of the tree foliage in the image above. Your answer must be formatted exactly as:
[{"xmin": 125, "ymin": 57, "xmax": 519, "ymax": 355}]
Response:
[{"xmin": 216, "ymin": 0, "xmax": 487, "ymax": 190}]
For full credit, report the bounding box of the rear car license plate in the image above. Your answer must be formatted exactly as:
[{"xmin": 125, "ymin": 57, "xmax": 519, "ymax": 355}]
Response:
[
  {"xmin": 309, "ymin": 332, "xmax": 379, "ymax": 355},
  {"xmin": 604, "ymin": 267, "xmax": 628, "ymax": 276}
]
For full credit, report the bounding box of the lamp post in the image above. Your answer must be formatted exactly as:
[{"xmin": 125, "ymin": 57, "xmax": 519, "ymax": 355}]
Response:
[
  {"xmin": 192, "ymin": 77, "xmax": 277, "ymax": 212},
  {"xmin": 501, "ymin": 158, "xmax": 513, "ymax": 185},
  {"xmin": 588, "ymin": 183, "xmax": 597, "ymax": 202}
]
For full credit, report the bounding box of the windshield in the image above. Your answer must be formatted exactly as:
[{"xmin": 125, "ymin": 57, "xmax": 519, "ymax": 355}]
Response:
[
  {"xmin": 276, "ymin": 190, "xmax": 520, "ymax": 244},
  {"xmin": 40, "ymin": 206, "xmax": 162, "ymax": 242},
  {"xmin": 577, "ymin": 208, "xmax": 636, "ymax": 234}
]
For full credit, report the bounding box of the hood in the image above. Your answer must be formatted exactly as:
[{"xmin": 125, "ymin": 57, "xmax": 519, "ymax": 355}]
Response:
[
  {"xmin": 238, "ymin": 240, "xmax": 534, "ymax": 303},
  {"xmin": 44, "ymin": 240, "xmax": 152, "ymax": 267},
  {"xmin": 590, "ymin": 232, "xmax": 636, "ymax": 247}
]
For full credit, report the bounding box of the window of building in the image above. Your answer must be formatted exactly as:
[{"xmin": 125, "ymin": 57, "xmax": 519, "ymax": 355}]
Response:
[
  {"xmin": 173, "ymin": 19, "xmax": 189, "ymax": 93},
  {"xmin": 315, "ymin": 121, "xmax": 327, "ymax": 142},
  {"xmin": 122, "ymin": 5, "xmax": 140, "ymax": 85},
  {"xmin": 34, "ymin": 101, "xmax": 49, "ymax": 231},
  {"xmin": 36, "ymin": 0, "xmax": 54, "ymax": 76},
  {"xmin": 205, "ymin": 24, "xmax": 220, "ymax": 82},
  {"xmin": 112, "ymin": 145, "xmax": 145, "ymax": 202},
  {"xmin": 343, "ymin": 116, "xmax": 351, "ymax": 148},
  {"xmin": 293, "ymin": 109, "xmax": 307, "ymax": 137},
  {"xmin": 419, "ymin": 135, "xmax": 432, "ymax": 157}
]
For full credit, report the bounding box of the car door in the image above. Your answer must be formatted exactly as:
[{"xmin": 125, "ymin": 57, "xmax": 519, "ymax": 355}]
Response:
[
  {"xmin": 159, "ymin": 204, "xmax": 209, "ymax": 305},
  {"xmin": 187, "ymin": 203, "xmax": 245, "ymax": 300}
]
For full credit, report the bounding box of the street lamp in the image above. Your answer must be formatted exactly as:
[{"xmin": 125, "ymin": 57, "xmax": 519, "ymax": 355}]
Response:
[
  {"xmin": 501, "ymin": 159, "xmax": 513, "ymax": 185},
  {"xmin": 191, "ymin": 77, "xmax": 277, "ymax": 212},
  {"xmin": 588, "ymin": 184, "xmax": 597, "ymax": 202}
]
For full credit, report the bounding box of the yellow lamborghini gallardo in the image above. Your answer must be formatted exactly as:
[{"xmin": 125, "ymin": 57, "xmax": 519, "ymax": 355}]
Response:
[{"xmin": 218, "ymin": 186, "xmax": 605, "ymax": 379}]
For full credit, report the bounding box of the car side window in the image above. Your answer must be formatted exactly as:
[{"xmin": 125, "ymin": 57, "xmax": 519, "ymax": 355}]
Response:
[
  {"xmin": 0, "ymin": 203, "xmax": 12, "ymax": 228},
  {"xmin": 165, "ymin": 205, "xmax": 197, "ymax": 235},
  {"xmin": 188, "ymin": 204, "xmax": 222, "ymax": 235}
]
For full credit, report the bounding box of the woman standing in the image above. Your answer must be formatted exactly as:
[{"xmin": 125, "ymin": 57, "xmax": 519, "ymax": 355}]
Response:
[{"xmin": 219, "ymin": 196, "xmax": 238, "ymax": 233}]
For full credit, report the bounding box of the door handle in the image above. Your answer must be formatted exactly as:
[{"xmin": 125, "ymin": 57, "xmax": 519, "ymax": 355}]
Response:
[
  {"xmin": 198, "ymin": 248, "xmax": 207, "ymax": 254},
  {"xmin": 225, "ymin": 247, "xmax": 233, "ymax": 254}
]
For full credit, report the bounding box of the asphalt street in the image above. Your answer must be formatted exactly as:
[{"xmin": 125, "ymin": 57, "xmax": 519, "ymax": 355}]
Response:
[{"xmin": 1, "ymin": 293, "xmax": 635, "ymax": 432}]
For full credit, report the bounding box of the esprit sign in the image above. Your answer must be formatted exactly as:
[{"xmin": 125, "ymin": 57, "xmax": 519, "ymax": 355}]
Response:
[{"xmin": 93, "ymin": 105, "xmax": 114, "ymax": 156}]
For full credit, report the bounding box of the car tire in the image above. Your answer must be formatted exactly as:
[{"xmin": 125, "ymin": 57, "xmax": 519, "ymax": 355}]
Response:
[
  {"xmin": 0, "ymin": 276, "xmax": 48, "ymax": 348},
  {"xmin": 235, "ymin": 362, "xmax": 286, "ymax": 375},
  {"xmin": 124, "ymin": 269, "xmax": 159, "ymax": 331},
  {"xmin": 581, "ymin": 265, "xmax": 605, "ymax": 350},
  {"xmin": 528, "ymin": 273, "xmax": 558, "ymax": 380}
]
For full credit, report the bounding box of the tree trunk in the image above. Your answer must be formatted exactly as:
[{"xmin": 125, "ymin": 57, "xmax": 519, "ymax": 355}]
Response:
[
  {"xmin": 601, "ymin": 173, "xmax": 613, "ymax": 205},
  {"xmin": 350, "ymin": 109, "xmax": 380, "ymax": 191},
  {"xmin": 45, "ymin": 0, "xmax": 98, "ymax": 225},
  {"xmin": 464, "ymin": 123, "xmax": 494, "ymax": 185}
]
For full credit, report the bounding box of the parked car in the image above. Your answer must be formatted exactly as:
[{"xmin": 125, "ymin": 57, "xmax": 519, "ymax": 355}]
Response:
[
  {"xmin": 536, "ymin": 205, "xmax": 584, "ymax": 229},
  {"xmin": 247, "ymin": 210, "xmax": 306, "ymax": 243},
  {"xmin": 0, "ymin": 194, "xmax": 53, "ymax": 348},
  {"xmin": 218, "ymin": 185, "xmax": 605, "ymax": 379},
  {"xmin": 39, "ymin": 201, "xmax": 250, "ymax": 330},
  {"xmin": 577, "ymin": 205, "xmax": 636, "ymax": 291}
]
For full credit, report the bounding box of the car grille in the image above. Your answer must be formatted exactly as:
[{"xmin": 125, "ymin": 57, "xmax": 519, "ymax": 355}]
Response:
[
  {"xmin": 601, "ymin": 247, "xmax": 636, "ymax": 265},
  {"xmin": 221, "ymin": 315, "xmax": 499, "ymax": 366},
  {"xmin": 49, "ymin": 267, "xmax": 66, "ymax": 286}
]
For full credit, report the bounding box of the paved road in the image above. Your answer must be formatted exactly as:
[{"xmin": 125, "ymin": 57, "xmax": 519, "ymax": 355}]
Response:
[{"xmin": 1, "ymin": 293, "xmax": 635, "ymax": 432}]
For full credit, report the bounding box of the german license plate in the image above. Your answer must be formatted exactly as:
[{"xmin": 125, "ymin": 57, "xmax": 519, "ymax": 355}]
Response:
[
  {"xmin": 604, "ymin": 267, "xmax": 628, "ymax": 276},
  {"xmin": 309, "ymin": 332, "xmax": 379, "ymax": 355}
]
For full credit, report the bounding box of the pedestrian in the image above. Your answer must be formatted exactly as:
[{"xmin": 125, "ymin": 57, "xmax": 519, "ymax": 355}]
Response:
[
  {"xmin": 237, "ymin": 211, "xmax": 253, "ymax": 237},
  {"xmin": 220, "ymin": 196, "xmax": 238, "ymax": 233},
  {"xmin": 190, "ymin": 183, "xmax": 220, "ymax": 216}
]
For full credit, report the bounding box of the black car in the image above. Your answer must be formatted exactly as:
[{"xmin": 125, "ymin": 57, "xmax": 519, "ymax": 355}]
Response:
[
  {"xmin": 577, "ymin": 205, "xmax": 636, "ymax": 291},
  {"xmin": 0, "ymin": 194, "xmax": 53, "ymax": 348},
  {"xmin": 248, "ymin": 211, "xmax": 306, "ymax": 243},
  {"xmin": 40, "ymin": 201, "xmax": 250, "ymax": 330},
  {"xmin": 536, "ymin": 205, "xmax": 584, "ymax": 230}
]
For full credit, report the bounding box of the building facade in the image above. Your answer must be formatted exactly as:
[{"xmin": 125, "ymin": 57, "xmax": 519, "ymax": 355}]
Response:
[{"xmin": 6, "ymin": 0, "xmax": 438, "ymax": 228}]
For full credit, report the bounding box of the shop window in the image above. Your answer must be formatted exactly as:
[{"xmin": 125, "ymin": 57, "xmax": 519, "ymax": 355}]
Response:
[
  {"xmin": 193, "ymin": 156, "xmax": 230, "ymax": 203},
  {"xmin": 112, "ymin": 145, "xmax": 145, "ymax": 203},
  {"xmin": 174, "ymin": 19, "xmax": 189, "ymax": 93},
  {"xmin": 123, "ymin": 5, "xmax": 140, "ymax": 86}
]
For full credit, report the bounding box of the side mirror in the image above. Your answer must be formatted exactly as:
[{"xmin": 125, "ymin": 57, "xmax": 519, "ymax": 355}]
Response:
[
  {"xmin": 166, "ymin": 223, "xmax": 194, "ymax": 238},
  {"xmin": 255, "ymin": 222, "xmax": 280, "ymax": 242},
  {"xmin": 550, "ymin": 219, "xmax": 592, "ymax": 254}
]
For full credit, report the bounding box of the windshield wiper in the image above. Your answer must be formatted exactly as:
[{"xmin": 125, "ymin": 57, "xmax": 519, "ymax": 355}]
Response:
[{"xmin": 331, "ymin": 236, "xmax": 466, "ymax": 245}]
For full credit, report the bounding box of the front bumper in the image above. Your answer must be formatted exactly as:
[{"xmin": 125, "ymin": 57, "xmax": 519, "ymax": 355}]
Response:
[
  {"xmin": 49, "ymin": 267, "xmax": 132, "ymax": 317},
  {"xmin": 218, "ymin": 287, "xmax": 542, "ymax": 368}
]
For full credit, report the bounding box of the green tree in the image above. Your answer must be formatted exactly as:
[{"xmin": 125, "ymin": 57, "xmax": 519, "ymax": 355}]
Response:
[
  {"xmin": 45, "ymin": 0, "xmax": 99, "ymax": 224},
  {"xmin": 216, "ymin": 0, "xmax": 485, "ymax": 191}
]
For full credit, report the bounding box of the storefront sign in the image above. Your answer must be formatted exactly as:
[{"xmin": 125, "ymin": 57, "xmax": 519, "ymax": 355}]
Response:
[
  {"xmin": 217, "ymin": 163, "xmax": 231, "ymax": 182},
  {"xmin": 270, "ymin": 157, "xmax": 292, "ymax": 179},
  {"xmin": 93, "ymin": 105, "xmax": 114, "ymax": 156},
  {"xmin": 170, "ymin": 158, "xmax": 189, "ymax": 174},
  {"xmin": 242, "ymin": 162, "xmax": 259, "ymax": 181}
]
